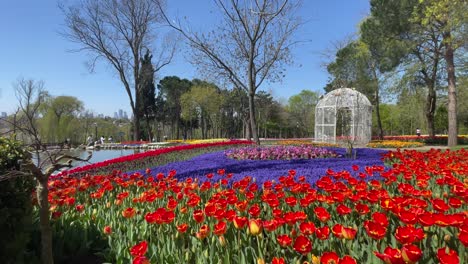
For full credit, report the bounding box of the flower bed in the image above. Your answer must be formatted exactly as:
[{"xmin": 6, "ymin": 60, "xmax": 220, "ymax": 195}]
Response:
[
  {"xmin": 372, "ymin": 135, "xmax": 468, "ymax": 145},
  {"xmin": 274, "ymin": 140, "xmax": 339, "ymax": 147},
  {"xmin": 187, "ymin": 138, "xmax": 231, "ymax": 144},
  {"xmin": 120, "ymin": 140, "xmax": 151, "ymax": 145},
  {"xmin": 367, "ymin": 140, "xmax": 424, "ymax": 148},
  {"xmin": 56, "ymin": 140, "xmax": 253, "ymax": 178},
  {"xmin": 39, "ymin": 148, "xmax": 467, "ymax": 263},
  {"xmin": 225, "ymin": 145, "xmax": 340, "ymax": 160},
  {"xmin": 130, "ymin": 148, "xmax": 387, "ymax": 187}
]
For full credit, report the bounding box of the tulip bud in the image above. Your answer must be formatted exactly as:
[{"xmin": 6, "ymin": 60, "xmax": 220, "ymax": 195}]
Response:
[
  {"xmin": 257, "ymin": 258, "xmax": 265, "ymax": 264},
  {"xmin": 311, "ymin": 255, "xmax": 320, "ymax": 264},
  {"xmin": 248, "ymin": 219, "xmax": 263, "ymax": 236},
  {"xmin": 444, "ymin": 234, "xmax": 451, "ymax": 242},
  {"xmin": 218, "ymin": 235, "xmax": 226, "ymax": 247},
  {"xmin": 103, "ymin": 225, "xmax": 112, "ymax": 235}
]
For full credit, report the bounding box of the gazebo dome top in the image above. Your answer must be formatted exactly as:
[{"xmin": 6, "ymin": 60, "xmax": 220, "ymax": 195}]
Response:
[{"xmin": 316, "ymin": 88, "xmax": 372, "ymax": 108}]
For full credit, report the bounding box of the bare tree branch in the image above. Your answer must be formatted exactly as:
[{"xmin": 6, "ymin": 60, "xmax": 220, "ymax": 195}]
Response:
[
  {"xmin": 156, "ymin": 0, "xmax": 303, "ymax": 144},
  {"xmin": 60, "ymin": 0, "xmax": 176, "ymax": 140}
]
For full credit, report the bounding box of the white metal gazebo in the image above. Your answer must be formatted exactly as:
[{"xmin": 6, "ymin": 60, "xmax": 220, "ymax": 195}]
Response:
[{"xmin": 314, "ymin": 88, "xmax": 372, "ymax": 145}]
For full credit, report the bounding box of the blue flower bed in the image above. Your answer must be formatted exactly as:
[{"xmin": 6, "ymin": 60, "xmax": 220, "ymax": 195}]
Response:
[{"xmin": 132, "ymin": 148, "xmax": 389, "ymax": 187}]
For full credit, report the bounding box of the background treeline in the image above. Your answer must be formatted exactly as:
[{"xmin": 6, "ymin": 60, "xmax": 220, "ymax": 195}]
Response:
[{"xmin": 3, "ymin": 74, "xmax": 466, "ymax": 146}]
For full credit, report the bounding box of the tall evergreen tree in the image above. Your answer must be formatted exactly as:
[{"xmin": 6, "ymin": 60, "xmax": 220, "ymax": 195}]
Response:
[{"xmin": 138, "ymin": 51, "xmax": 156, "ymax": 141}]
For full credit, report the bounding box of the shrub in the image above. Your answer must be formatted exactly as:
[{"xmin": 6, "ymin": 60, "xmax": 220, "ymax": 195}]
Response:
[
  {"xmin": 225, "ymin": 145, "xmax": 340, "ymax": 160},
  {"xmin": 0, "ymin": 137, "xmax": 35, "ymax": 263}
]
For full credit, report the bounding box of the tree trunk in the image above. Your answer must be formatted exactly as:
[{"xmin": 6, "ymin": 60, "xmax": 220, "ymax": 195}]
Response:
[
  {"xmin": 370, "ymin": 67, "xmax": 384, "ymax": 140},
  {"xmin": 444, "ymin": 32, "xmax": 457, "ymax": 147},
  {"xmin": 201, "ymin": 115, "xmax": 206, "ymax": 139},
  {"xmin": 248, "ymin": 92, "xmax": 260, "ymax": 144},
  {"xmin": 144, "ymin": 115, "xmax": 153, "ymax": 141},
  {"xmin": 425, "ymin": 86, "xmax": 437, "ymax": 137},
  {"xmin": 176, "ymin": 122, "xmax": 180, "ymax": 140},
  {"xmin": 244, "ymin": 118, "xmax": 251, "ymax": 140},
  {"xmin": 133, "ymin": 113, "xmax": 140, "ymax": 141},
  {"xmin": 37, "ymin": 176, "xmax": 54, "ymax": 264}
]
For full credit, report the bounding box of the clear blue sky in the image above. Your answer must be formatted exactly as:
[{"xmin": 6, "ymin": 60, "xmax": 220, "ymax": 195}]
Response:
[{"xmin": 0, "ymin": 0, "xmax": 370, "ymax": 116}]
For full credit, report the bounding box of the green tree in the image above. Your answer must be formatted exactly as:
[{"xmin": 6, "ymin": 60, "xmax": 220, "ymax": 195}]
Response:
[
  {"xmin": 325, "ymin": 40, "xmax": 388, "ymax": 139},
  {"xmin": 49, "ymin": 96, "xmax": 83, "ymax": 142},
  {"xmin": 458, "ymin": 77, "xmax": 468, "ymax": 134},
  {"xmin": 180, "ymin": 82, "xmax": 224, "ymax": 139},
  {"xmin": 137, "ymin": 51, "xmax": 157, "ymax": 141},
  {"xmin": 157, "ymin": 76, "xmax": 192, "ymax": 139},
  {"xmin": 416, "ymin": 0, "xmax": 467, "ymax": 145},
  {"xmin": 362, "ymin": 0, "xmax": 467, "ymax": 145},
  {"xmin": 287, "ymin": 90, "xmax": 319, "ymax": 138},
  {"xmin": 362, "ymin": 0, "xmax": 444, "ymax": 137}
]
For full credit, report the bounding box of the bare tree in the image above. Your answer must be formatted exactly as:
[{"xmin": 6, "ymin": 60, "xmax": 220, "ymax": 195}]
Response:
[
  {"xmin": 0, "ymin": 78, "xmax": 91, "ymax": 264},
  {"xmin": 158, "ymin": 0, "xmax": 302, "ymax": 144},
  {"xmin": 61, "ymin": 0, "xmax": 176, "ymax": 140}
]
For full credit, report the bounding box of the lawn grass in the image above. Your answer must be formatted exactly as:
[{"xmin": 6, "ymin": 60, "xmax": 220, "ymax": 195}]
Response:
[{"xmin": 450, "ymin": 144, "xmax": 467, "ymax": 150}]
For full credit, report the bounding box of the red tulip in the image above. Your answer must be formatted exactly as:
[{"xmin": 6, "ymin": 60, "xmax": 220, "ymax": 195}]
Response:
[
  {"xmin": 276, "ymin": 234, "xmax": 292, "ymax": 247},
  {"xmin": 213, "ymin": 221, "xmax": 227, "ymax": 236},
  {"xmin": 299, "ymin": 222, "xmax": 316, "ymax": 236},
  {"xmin": 437, "ymin": 247, "xmax": 459, "ymax": 264},
  {"xmin": 176, "ymin": 223, "xmax": 188, "ymax": 233},
  {"xmin": 315, "ymin": 226, "xmax": 330, "ymax": 240},
  {"xmin": 314, "ymin": 207, "xmax": 331, "ymax": 223},
  {"xmin": 130, "ymin": 240, "xmax": 148, "ymax": 257},
  {"xmin": 332, "ymin": 224, "xmax": 343, "ymax": 238},
  {"xmin": 235, "ymin": 200, "xmax": 248, "ymax": 211},
  {"xmin": 395, "ymin": 225, "xmax": 425, "ymax": 244},
  {"xmin": 339, "ymin": 255, "xmax": 357, "ymax": 264},
  {"xmin": 263, "ymin": 219, "xmax": 278, "ymax": 232},
  {"xmin": 293, "ymin": 235, "xmax": 312, "ymax": 255},
  {"xmin": 248, "ymin": 204, "xmax": 261, "ymax": 217},
  {"xmin": 285, "ymin": 196, "xmax": 297, "ymax": 206},
  {"xmin": 196, "ymin": 224, "xmax": 210, "ymax": 240},
  {"xmin": 122, "ymin": 207, "xmax": 136, "ymax": 218},
  {"xmin": 336, "ymin": 204, "xmax": 351, "ymax": 215},
  {"xmin": 341, "ymin": 226, "xmax": 357, "ymax": 240},
  {"xmin": 459, "ymin": 226, "xmax": 468, "ymax": 247},
  {"xmin": 193, "ymin": 209, "xmax": 205, "ymax": 223},
  {"xmin": 233, "ymin": 216, "xmax": 248, "ymax": 229},
  {"xmin": 75, "ymin": 204, "xmax": 85, "ymax": 212},
  {"xmin": 320, "ymin": 251, "xmax": 339, "ymax": 264},
  {"xmin": 364, "ymin": 221, "xmax": 387, "ymax": 240},
  {"xmin": 51, "ymin": 211, "xmax": 62, "ymax": 219},
  {"xmin": 272, "ymin": 257, "xmax": 285, "ymax": 264},
  {"xmin": 432, "ymin": 198, "xmax": 450, "ymax": 212},
  {"xmin": 133, "ymin": 256, "xmax": 150, "ymax": 264},
  {"xmin": 448, "ymin": 197, "xmax": 462, "ymax": 208},
  {"xmin": 401, "ymin": 244, "xmax": 422, "ymax": 264},
  {"xmin": 371, "ymin": 212, "xmax": 389, "ymax": 227},
  {"xmin": 355, "ymin": 203, "xmax": 370, "ymax": 215},
  {"xmin": 374, "ymin": 246, "xmax": 404, "ymax": 264}
]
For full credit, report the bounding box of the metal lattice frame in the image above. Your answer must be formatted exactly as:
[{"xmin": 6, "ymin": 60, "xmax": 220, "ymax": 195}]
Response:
[{"xmin": 314, "ymin": 88, "xmax": 372, "ymax": 144}]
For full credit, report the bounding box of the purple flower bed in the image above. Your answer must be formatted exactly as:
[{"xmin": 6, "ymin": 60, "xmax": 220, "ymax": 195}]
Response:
[
  {"xmin": 132, "ymin": 148, "xmax": 389, "ymax": 187},
  {"xmin": 225, "ymin": 145, "xmax": 340, "ymax": 160}
]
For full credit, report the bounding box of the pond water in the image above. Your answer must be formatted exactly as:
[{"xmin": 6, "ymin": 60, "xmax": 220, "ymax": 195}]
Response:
[
  {"xmin": 34, "ymin": 149, "xmax": 149, "ymax": 170},
  {"xmin": 68, "ymin": 149, "xmax": 149, "ymax": 167}
]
